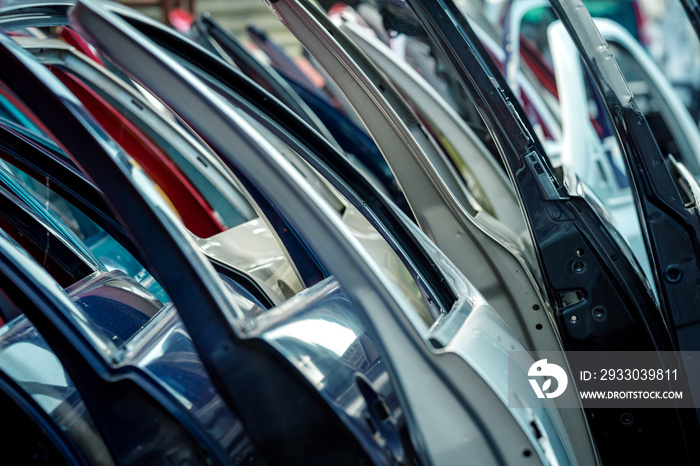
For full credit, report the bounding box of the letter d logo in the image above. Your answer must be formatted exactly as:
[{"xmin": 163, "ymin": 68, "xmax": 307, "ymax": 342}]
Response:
[{"xmin": 528, "ymin": 359, "xmax": 568, "ymax": 399}]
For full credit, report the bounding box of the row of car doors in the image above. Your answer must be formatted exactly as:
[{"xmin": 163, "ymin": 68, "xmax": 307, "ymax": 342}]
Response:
[{"xmin": 0, "ymin": 0, "xmax": 698, "ymax": 464}]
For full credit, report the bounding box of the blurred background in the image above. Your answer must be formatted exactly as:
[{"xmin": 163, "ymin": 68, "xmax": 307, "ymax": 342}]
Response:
[{"xmin": 123, "ymin": 0, "xmax": 700, "ymax": 122}]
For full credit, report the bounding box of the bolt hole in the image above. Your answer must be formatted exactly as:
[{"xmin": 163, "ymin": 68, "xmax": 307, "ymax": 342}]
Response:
[
  {"xmin": 620, "ymin": 413, "xmax": 634, "ymax": 426},
  {"xmin": 570, "ymin": 315, "xmax": 579, "ymax": 324},
  {"xmin": 535, "ymin": 323, "xmax": 543, "ymax": 330},
  {"xmin": 592, "ymin": 307, "xmax": 607, "ymax": 321},
  {"xmin": 532, "ymin": 304, "xmax": 540, "ymax": 311},
  {"xmin": 665, "ymin": 265, "xmax": 683, "ymax": 283},
  {"xmin": 572, "ymin": 261, "xmax": 586, "ymax": 273},
  {"xmin": 523, "ymin": 449, "xmax": 532, "ymax": 457},
  {"xmin": 576, "ymin": 248, "xmax": 585, "ymax": 256}
]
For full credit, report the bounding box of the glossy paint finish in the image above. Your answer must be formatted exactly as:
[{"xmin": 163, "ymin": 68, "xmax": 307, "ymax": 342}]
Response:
[{"xmin": 67, "ymin": 1, "xmax": 577, "ymax": 463}]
